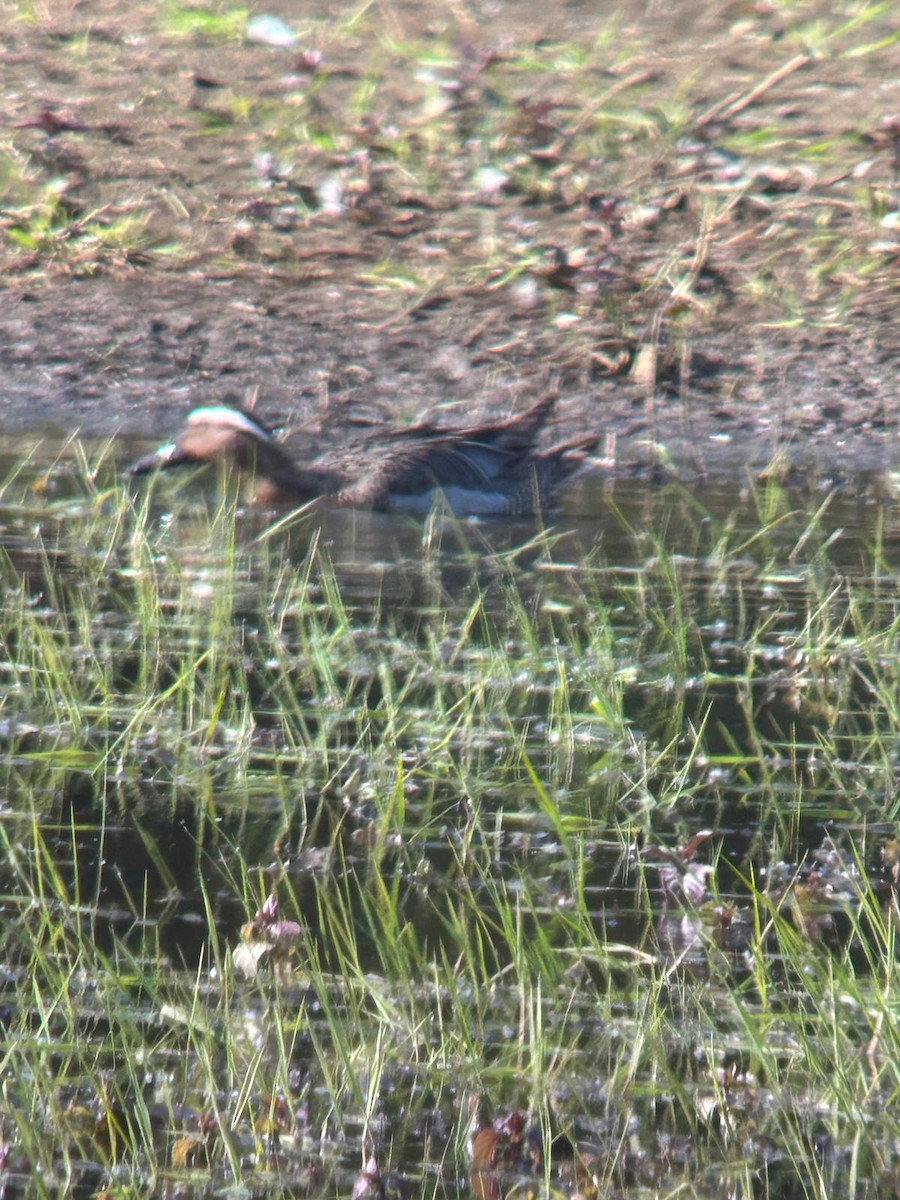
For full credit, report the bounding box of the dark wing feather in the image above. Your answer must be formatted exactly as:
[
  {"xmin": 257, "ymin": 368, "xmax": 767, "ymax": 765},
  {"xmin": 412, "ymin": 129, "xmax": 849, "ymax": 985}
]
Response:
[
  {"xmin": 342, "ymin": 438, "xmax": 511, "ymax": 507},
  {"xmin": 378, "ymin": 393, "xmax": 557, "ymax": 452},
  {"xmin": 360, "ymin": 393, "xmax": 558, "ymax": 502}
]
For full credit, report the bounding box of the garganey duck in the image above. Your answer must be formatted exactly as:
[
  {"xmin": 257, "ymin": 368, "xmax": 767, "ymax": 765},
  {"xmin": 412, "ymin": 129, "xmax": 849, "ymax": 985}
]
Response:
[{"xmin": 129, "ymin": 395, "xmax": 596, "ymax": 517}]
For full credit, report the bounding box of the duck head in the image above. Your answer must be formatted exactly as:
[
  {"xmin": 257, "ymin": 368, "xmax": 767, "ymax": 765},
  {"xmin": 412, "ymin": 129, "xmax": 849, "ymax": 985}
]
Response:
[{"xmin": 129, "ymin": 406, "xmax": 340, "ymax": 505}]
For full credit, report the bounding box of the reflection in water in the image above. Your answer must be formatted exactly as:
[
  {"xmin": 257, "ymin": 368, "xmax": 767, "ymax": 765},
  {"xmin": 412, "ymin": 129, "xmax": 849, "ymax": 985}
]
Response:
[
  {"xmin": 0, "ymin": 436, "xmax": 898, "ymax": 1194},
  {"xmin": 0, "ymin": 452, "xmax": 897, "ymax": 945}
]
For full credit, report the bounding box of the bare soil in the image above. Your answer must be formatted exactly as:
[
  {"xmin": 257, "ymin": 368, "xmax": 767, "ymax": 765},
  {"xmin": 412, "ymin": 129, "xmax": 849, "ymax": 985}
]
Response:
[{"xmin": 1, "ymin": 0, "xmax": 898, "ymax": 478}]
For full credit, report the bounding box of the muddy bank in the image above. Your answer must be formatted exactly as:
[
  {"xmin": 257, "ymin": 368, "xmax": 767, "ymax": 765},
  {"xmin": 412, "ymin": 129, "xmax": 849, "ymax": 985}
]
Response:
[
  {"xmin": 1, "ymin": 0, "xmax": 898, "ymax": 478},
  {"xmin": 1, "ymin": 276, "xmax": 896, "ymax": 480}
]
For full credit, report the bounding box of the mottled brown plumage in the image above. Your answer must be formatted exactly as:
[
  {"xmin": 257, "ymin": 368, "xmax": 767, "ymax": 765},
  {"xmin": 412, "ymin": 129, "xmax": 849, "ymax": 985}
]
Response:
[{"xmin": 129, "ymin": 395, "xmax": 596, "ymax": 517}]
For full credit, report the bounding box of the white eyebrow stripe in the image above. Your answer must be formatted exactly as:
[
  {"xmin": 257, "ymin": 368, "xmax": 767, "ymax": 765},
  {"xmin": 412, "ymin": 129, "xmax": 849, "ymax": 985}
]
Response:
[{"xmin": 185, "ymin": 406, "xmax": 275, "ymax": 441}]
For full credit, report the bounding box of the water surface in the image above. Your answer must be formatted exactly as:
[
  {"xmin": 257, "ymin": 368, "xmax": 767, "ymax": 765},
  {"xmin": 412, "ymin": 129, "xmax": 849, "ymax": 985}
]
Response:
[{"xmin": 0, "ymin": 437, "xmax": 897, "ymax": 1197}]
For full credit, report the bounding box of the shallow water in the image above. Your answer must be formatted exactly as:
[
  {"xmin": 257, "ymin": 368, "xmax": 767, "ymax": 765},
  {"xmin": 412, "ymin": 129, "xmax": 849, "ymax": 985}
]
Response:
[
  {"xmin": 0, "ymin": 439, "xmax": 898, "ymax": 1196},
  {"xmin": 3, "ymin": 448, "xmax": 898, "ymax": 884}
]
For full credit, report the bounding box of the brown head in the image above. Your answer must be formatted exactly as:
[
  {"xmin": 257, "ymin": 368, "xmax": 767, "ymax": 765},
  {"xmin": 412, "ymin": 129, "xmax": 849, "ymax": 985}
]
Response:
[{"xmin": 129, "ymin": 406, "xmax": 341, "ymax": 505}]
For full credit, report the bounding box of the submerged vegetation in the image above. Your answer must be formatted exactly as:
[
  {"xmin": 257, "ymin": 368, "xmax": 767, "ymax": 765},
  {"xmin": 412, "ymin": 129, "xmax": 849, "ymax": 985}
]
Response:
[
  {"xmin": 0, "ymin": 446, "xmax": 898, "ymax": 1198},
  {"xmin": 1, "ymin": 2, "xmax": 899, "ymax": 1194}
]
